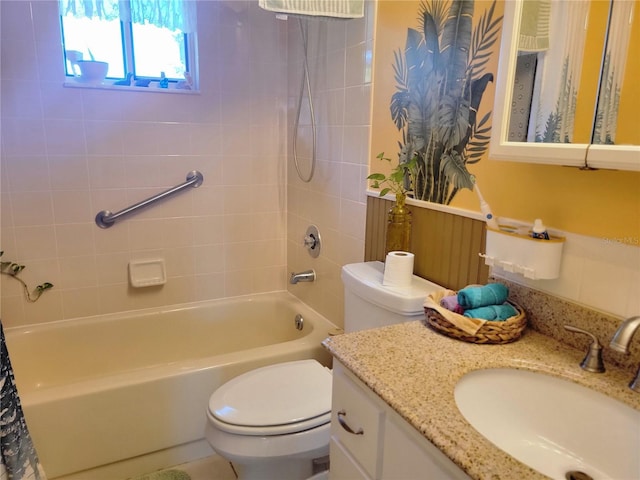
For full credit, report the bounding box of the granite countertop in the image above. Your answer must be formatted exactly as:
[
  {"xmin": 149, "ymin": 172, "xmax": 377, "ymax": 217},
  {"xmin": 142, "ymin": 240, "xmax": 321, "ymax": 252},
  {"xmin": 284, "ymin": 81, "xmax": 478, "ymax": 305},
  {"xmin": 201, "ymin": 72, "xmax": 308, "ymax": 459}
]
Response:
[{"xmin": 322, "ymin": 321, "xmax": 640, "ymax": 480}]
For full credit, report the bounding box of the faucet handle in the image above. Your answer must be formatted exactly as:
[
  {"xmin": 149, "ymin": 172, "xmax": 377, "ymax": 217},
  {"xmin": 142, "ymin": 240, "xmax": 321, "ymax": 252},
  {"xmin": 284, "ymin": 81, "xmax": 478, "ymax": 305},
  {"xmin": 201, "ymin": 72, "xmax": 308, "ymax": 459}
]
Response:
[{"xmin": 564, "ymin": 325, "xmax": 606, "ymax": 373}]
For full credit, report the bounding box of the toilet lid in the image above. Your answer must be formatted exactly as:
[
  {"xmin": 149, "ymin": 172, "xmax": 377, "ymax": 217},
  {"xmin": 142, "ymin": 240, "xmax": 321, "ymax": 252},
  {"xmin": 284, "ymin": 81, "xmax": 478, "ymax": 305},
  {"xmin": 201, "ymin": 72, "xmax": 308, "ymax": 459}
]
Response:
[{"xmin": 209, "ymin": 360, "xmax": 332, "ymax": 434}]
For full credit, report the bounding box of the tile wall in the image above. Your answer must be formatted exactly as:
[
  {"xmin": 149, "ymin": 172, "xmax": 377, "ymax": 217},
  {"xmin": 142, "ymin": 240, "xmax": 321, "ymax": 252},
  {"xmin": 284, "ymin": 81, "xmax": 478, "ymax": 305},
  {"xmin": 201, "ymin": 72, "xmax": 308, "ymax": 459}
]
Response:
[
  {"xmin": 285, "ymin": 3, "xmax": 374, "ymax": 327},
  {"xmin": 0, "ymin": 1, "xmax": 299, "ymax": 327}
]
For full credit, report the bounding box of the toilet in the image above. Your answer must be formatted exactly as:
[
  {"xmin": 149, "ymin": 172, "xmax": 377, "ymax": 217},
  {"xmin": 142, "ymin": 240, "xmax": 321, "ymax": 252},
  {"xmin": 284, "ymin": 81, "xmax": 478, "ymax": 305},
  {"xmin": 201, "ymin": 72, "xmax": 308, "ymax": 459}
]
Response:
[{"xmin": 204, "ymin": 261, "xmax": 443, "ymax": 479}]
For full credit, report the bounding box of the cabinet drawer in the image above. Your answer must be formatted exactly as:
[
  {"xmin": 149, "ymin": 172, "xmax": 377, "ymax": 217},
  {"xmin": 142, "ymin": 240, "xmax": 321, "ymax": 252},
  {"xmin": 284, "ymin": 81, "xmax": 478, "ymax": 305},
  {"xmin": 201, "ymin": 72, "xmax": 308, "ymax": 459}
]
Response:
[{"xmin": 331, "ymin": 362, "xmax": 384, "ymax": 479}]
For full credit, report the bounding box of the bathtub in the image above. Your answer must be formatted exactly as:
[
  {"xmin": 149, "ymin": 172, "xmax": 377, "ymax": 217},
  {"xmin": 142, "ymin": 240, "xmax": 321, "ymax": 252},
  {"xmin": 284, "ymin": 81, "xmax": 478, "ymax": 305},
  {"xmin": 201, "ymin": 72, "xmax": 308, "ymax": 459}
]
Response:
[{"xmin": 4, "ymin": 291, "xmax": 337, "ymax": 479}]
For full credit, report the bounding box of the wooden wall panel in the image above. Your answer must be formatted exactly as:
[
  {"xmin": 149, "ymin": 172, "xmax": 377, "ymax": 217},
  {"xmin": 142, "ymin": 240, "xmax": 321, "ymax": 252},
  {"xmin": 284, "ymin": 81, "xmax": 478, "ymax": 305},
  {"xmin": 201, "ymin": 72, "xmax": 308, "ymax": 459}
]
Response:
[{"xmin": 365, "ymin": 196, "xmax": 489, "ymax": 290}]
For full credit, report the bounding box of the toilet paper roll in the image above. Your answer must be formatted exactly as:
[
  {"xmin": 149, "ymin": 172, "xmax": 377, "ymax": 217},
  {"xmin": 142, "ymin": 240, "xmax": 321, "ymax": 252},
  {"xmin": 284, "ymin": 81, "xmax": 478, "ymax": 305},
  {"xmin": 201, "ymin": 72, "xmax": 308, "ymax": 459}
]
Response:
[{"xmin": 383, "ymin": 251, "xmax": 415, "ymax": 288}]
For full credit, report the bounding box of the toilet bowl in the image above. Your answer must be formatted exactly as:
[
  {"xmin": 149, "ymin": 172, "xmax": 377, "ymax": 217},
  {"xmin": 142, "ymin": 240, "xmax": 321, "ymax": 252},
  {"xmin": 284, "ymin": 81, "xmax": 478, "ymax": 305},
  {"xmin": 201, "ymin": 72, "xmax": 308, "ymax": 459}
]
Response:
[
  {"xmin": 205, "ymin": 359, "xmax": 332, "ymax": 480},
  {"xmin": 205, "ymin": 262, "xmax": 443, "ymax": 479}
]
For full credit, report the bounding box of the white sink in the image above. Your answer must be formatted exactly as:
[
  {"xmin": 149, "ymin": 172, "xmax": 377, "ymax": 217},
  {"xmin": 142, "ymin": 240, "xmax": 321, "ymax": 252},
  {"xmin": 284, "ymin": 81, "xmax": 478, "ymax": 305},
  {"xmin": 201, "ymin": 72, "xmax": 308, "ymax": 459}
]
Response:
[{"xmin": 455, "ymin": 368, "xmax": 640, "ymax": 480}]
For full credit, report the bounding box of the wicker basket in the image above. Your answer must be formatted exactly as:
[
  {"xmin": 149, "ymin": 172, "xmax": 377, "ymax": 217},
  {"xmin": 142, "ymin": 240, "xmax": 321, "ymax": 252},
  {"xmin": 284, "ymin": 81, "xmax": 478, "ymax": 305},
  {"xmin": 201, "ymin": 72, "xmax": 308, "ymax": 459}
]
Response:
[{"xmin": 423, "ymin": 300, "xmax": 527, "ymax": 344}]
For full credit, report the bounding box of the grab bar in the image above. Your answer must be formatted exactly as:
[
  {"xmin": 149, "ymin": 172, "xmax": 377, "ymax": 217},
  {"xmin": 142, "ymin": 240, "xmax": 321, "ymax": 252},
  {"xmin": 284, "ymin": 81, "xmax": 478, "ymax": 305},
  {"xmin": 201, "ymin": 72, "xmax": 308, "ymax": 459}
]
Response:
[{"xmin": 95, "ymin": 170, "xmax": 204, "ymax": 228}]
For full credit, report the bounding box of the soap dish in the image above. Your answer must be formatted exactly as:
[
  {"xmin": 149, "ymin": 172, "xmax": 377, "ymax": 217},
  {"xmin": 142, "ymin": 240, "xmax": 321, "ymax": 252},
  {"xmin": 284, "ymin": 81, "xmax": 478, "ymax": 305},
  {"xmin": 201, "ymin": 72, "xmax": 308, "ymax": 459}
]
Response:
[{"xmin": 128, "ymin": 259, "xmax": 166, "ymax": 288}]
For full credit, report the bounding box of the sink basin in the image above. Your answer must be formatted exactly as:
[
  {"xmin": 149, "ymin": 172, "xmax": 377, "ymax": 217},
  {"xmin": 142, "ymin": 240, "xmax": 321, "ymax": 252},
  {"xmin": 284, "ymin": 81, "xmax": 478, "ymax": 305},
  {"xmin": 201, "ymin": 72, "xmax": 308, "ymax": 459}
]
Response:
[{"xmin": 455, "ymin": 368, "xmax": 640, "ymax": 479}]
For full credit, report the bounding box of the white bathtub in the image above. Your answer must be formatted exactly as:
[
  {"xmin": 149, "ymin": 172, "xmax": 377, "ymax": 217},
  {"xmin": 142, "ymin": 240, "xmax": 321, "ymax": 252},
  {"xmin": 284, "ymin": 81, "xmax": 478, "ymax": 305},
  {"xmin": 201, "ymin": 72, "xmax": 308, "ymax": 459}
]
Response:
[{"xmin": 4, "ymin": 292, "xmax": 337, "ymax": 479}]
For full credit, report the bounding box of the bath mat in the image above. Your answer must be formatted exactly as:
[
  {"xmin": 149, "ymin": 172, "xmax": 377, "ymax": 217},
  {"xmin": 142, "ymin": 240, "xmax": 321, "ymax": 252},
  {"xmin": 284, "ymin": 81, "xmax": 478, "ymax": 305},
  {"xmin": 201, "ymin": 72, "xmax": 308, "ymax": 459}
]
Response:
[{"xmin": 130, "ymin": 469, "xmax": 191, "ymax": 480}]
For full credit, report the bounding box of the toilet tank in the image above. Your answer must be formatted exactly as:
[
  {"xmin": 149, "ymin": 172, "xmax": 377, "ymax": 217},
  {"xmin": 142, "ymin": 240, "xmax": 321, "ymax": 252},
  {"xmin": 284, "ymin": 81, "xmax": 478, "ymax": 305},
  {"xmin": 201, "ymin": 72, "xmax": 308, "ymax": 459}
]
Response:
[{"xmin": 341, "ymin": 261, "xmax": 444, "ymax": 333}]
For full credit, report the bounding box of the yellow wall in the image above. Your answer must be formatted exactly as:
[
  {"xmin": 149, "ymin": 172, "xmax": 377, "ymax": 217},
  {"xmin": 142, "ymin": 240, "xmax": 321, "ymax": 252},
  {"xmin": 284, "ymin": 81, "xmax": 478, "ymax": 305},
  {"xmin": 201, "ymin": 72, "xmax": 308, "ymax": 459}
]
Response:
[
  {"xmin": 572, "ymin": 0, "xmax": 608, "ymax": 143},
  {"xmin": 617, "ymin": 1, "xmax": 640, "ymax": 144},
  {"xmin": 370, "ymin": 0, "xmax": 640, "ymax": 244}
]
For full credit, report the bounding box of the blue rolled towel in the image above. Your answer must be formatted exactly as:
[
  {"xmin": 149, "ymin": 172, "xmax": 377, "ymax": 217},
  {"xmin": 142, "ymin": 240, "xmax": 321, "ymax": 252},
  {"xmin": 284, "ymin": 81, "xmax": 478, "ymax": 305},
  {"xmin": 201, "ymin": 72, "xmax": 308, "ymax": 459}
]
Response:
[
  {"xmin": 463, "ymin": 303, "xmax": 518, "ymax": 321},
  {"xmin": 458, "ymin": 283, "xmax": 509, "ymax": 309}
]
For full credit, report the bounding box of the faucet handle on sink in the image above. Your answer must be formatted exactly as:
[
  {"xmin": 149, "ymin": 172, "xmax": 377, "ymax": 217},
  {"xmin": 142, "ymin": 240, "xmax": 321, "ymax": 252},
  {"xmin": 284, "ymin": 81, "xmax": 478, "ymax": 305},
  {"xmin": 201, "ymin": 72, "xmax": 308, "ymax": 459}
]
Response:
[{"xmin": 564, "ymin": 325, "xmax": 606, "ymax": 373}]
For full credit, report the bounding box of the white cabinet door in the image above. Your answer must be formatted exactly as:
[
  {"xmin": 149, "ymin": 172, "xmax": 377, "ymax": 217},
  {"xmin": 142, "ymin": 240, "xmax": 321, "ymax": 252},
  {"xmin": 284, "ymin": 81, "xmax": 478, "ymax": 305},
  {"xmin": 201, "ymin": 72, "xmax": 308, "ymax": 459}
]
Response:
[
  {"xmin": 329, "ymin": 438, "xmax": 371, "ymax": 480},
  {"xmin": 330, "ymin": 362, "xmax": 384, "ymax": 479},
  {"xmin": 329, "ymin": 360, "xmax": 471, "ymax": 480},
  {"xmin": 382, "ymin": 410, "xmax": 471, "ymax": 480}
]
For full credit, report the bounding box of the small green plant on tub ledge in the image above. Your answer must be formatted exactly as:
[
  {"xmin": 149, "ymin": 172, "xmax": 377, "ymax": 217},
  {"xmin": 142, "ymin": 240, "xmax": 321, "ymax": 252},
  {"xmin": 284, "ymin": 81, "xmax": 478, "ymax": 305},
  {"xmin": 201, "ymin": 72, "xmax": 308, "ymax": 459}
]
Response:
[{"xmin": 0, "ymin": 251, "xmax": 53, "ymax": 303}]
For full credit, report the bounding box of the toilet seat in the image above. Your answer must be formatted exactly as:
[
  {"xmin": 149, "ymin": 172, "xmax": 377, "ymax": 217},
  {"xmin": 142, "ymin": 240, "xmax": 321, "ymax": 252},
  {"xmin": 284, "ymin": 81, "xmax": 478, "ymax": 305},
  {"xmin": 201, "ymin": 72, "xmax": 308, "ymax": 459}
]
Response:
[
  {"xmin": 207, "ymin": 410, "xmax": 331, "ymax": 436},
  {"xmin": 208, "ymin": 359, "xmax": 332, "ymax": 436}
]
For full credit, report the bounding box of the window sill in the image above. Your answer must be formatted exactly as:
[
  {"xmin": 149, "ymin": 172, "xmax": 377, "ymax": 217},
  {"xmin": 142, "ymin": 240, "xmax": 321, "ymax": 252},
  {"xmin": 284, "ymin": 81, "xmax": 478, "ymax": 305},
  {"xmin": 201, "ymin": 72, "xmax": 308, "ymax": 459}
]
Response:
[{"xmin": 63, "ymin": 79, "xmax": 199, "ymax": 94}]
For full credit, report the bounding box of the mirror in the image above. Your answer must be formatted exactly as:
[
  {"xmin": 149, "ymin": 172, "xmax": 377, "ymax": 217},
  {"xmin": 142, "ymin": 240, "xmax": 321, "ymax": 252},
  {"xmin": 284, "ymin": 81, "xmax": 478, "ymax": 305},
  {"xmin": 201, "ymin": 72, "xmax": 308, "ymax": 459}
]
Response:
[{"xmin": 490, "ymin": 0, "xmax": 640, "ymax": 171}]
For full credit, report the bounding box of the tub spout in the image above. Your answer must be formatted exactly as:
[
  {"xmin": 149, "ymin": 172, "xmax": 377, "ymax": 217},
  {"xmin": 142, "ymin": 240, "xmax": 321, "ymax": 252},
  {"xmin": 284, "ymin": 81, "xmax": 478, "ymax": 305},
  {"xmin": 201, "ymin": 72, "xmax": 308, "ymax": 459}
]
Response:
[{"xmin": 290, "ymin": 270, "xmax": 316, "ymax": 284}]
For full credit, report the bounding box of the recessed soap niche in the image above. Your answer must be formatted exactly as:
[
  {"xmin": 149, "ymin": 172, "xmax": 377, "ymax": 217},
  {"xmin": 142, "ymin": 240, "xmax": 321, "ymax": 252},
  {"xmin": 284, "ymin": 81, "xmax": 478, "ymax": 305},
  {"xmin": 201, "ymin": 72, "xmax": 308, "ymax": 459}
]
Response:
[
  {"xmin": 480, "ymin": 226, "xmax": 565, "ymax": 280},
  {"xmin": 128, "ymin": 259, "xmax": 167, "ymax": 288}
]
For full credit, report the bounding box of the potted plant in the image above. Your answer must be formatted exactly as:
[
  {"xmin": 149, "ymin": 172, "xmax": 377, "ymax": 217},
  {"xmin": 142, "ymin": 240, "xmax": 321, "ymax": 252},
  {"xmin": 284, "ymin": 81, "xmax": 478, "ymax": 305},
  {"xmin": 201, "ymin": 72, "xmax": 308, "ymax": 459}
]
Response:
[
  {"xmin": 368, "ymin": 153, "xmax": 418, "ymax": 254},
  {"xmin": 76, "ymin": 49, "xmax": 109, "ymax": 84}
]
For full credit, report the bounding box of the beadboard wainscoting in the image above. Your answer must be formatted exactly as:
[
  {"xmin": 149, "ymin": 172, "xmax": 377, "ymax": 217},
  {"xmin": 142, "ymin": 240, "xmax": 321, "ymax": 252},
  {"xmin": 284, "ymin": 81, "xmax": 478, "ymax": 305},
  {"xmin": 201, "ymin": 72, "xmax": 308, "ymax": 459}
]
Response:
[
  {"xmin": 365, "ymin": 195, "xmax": 490, "ymax": 290},
  {"xmin": 366, "ymin": 194, "xmax": 639, "ymax": 320}
]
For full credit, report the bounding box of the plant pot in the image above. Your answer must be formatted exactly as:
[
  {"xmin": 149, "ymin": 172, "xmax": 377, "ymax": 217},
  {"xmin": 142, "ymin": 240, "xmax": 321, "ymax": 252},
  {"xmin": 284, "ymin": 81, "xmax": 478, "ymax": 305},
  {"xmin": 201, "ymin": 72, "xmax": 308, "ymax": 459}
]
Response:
[
  {"xmin": 385, "ymin": 193, "xmax": 412, "ymax": 254},
  {"xmin": 76, "ymin": 60, "xmax": 108, "ymax": 84}
]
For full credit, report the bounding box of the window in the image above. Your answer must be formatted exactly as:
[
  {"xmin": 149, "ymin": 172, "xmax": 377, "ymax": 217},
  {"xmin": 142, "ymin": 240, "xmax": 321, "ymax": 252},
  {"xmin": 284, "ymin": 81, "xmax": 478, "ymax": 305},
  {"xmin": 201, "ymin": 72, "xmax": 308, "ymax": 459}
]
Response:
[{"xmin": 60, "ymin": 0, "xmax": 197, "ymax": 88}]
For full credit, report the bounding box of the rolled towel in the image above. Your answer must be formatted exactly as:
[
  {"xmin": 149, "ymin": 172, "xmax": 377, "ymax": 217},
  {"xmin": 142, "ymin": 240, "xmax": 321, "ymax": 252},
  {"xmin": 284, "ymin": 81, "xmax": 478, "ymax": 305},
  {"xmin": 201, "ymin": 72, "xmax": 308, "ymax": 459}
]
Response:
[
  {"xmin": 458, "ymin": 283, "xmax": 509, "ymax": 309},
  {"xmin": 463, "ymin": 303, "xmax": 518, "ymax": 321},
  {"xmin": 439, "ymin": 295, "xmax": 464, "ymax": 314}
]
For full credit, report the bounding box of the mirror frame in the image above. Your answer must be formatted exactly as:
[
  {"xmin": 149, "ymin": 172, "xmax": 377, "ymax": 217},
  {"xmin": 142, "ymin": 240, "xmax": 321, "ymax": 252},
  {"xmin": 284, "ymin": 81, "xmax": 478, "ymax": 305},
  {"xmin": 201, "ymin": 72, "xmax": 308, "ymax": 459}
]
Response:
[{"xmin": 489, "ymin": 0, "xmax": 640, "ymax": 171}]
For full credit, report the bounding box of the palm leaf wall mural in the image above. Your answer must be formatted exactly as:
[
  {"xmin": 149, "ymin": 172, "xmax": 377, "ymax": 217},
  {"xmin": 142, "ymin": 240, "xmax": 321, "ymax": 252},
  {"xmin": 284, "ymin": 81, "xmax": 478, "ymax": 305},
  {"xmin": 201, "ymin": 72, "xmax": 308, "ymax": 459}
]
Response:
[{"xmin": 390, "ymin": 0, "xmax": 501, "ymax": 205}]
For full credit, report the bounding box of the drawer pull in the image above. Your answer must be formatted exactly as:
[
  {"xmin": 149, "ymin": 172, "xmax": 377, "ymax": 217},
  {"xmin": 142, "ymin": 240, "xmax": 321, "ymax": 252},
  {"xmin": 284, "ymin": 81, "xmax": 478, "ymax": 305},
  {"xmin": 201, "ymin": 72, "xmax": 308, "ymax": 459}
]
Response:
[{"xmin": 337, "ymin": 410, "xmax": 364, "ymax": 435}]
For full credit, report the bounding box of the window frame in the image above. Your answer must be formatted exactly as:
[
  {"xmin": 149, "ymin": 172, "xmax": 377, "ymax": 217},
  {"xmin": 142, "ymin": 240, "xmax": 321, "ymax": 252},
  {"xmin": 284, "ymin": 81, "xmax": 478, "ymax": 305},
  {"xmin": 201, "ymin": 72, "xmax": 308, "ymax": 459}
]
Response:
[{"xmin": 60, "ymin": 0, "xmax": 197, "ymax": 90}]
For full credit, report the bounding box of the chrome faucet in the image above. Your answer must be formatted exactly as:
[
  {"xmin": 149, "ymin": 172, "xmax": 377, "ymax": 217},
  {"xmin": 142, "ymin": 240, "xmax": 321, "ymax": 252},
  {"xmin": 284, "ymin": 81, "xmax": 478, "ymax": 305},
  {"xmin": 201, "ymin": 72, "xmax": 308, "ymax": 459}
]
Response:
[
  {"xmin": 564, "ymin": 325, "xmax": 605, "ymax": 373},
  {"xmin": 289, "ymin": 269, "xmax": 316, "ymax": 284},
  {"xmin": 609, "ymin": 315, "xmax": 640, "ymax": 392}
]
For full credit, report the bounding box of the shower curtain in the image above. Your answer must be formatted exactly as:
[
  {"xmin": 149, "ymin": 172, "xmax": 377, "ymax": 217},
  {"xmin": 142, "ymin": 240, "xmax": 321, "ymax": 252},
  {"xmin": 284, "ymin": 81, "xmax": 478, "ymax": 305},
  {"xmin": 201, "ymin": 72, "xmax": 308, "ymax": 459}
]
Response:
[{"xmin": 0, "ymin": 321, "xmax": 46, "ymax": 480}]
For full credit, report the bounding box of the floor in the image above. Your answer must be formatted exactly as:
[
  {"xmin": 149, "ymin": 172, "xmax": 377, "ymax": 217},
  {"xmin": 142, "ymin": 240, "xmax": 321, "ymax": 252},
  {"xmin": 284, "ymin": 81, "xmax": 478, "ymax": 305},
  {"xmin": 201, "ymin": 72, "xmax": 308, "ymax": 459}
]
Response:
[
  {"xmin": 155, "ymin": 455, "xmax": 237, "ymax": 480},
  {"xmin": 148, "ymin": 455, "xmax": 330, "ymax": 480}
]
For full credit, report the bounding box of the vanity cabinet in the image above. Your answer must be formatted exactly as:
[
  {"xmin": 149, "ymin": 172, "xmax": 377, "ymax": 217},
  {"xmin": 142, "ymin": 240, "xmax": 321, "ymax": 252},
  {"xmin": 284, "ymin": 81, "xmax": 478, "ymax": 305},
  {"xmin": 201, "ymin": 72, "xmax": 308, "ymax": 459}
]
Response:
[{"xmin": 329, "ymin": 360, "xmax": 470, "ymax": 480}]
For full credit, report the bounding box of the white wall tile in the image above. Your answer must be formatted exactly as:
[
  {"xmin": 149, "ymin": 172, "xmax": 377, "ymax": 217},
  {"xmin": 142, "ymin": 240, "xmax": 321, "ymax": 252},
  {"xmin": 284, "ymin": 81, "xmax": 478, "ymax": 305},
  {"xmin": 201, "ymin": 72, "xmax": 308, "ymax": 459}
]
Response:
[
  {"xmin": 13, "ymin": 226, "xmax": 57, "ymax": 260},
  {"xmin": 493, "ymin": 230, "xmax": 640, "ymax": 318},
  {"xmin": 10, "ymin": 191, "xmax": 54, "ymax": 227},
  {"xmin": 1, "ymin": 80, "xmax": 44, "ymax": 119},
  {"xmin": 44, "ymin": 119, "xmax": 87, "ymax": 155},
  {"xmin": 55, "ymin": 224, "xmax": 96, "ymax": 257},
  {"xmin": 3, "ymin": 155, "xmax": 51, "ymax": 192},
  {"xmin": 61, "ymin": 287, "xmax": 102, "ymax": 319},
  {"xmin": 193, "ymin": 272, "xmax": 225, "ymax": 302},
  {"xmin": 224, "ymin": 269, "xmax": 255, "ymax": 297},
  {"xmin": 88, "ymin": 155, "xmax": 128, "ymax": 189},
  {"xmin": 95, "ymin": 252, "xmax": 130, "ymax": 286},
  {"xmin": 85, "ymin": 121, "xmax": 124, "ymax": 155},
  {"xmin": 59, "ymin": 255, "xmax": 99, "ymax": 289},
  {"xmin": 48, "ymin": 155, "xmax": 90, "ymax": 190},
  {"xmin": 285, "ymin": 11, "xmax": 372, "ymax": 328},
  {"xmin": 0, "ymin": 2, "xmax": 38, "ymax": 83},
  {"xmin": 51, "ymin": 190, "xmax": 92, "ymax": 224},
  {"xmin": 41, "ymin": 82, "xmax": 84, "ymax": 119},
  {"xmin": 91, "ymin": 213, "xmax": 131, "ymax": 254},
  {"xmin": 1, "ymin": 118, "xmax": 47, "ymax": 156}
]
